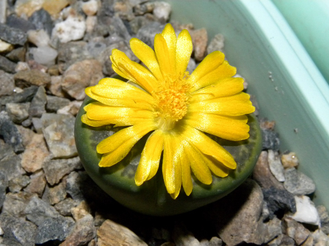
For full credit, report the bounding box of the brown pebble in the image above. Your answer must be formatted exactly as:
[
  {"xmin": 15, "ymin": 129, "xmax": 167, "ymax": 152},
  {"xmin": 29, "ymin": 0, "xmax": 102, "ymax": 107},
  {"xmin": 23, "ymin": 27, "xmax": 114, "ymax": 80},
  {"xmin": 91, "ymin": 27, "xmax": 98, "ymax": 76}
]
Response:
[{"xmin": 281, "ymin": 152, "xmax": 299, "ymax": 169}]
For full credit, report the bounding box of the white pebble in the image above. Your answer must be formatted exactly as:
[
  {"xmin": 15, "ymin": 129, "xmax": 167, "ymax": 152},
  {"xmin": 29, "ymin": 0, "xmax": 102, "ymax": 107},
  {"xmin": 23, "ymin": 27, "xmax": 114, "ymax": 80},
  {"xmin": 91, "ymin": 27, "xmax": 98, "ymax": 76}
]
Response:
[
  {"xmin": 30, "ymin": 46, "xmax": 58, "ymax": 66},
  {"xmin": 290, "ymin": 195, "xmax": 320, "ymax": 226},
  {"xmin": 0, "ymin": 39, "xmax": 13, "ymax": 52},
  {"xmin": 86, "ymin": 15, "xmax": 97, "ymax": 33},
  {"xmin": 153, "ymin": 2, "xmax": 171, "ymax": 21},
  {"xmin": 268, "ymin": 150, "xmax": 285, "ymax": 182},
  {"xmin": 27, "ymin": 29, "xmax": 50, "ymax": 47},
  {"xmin": 52, "ymin": 15, "xmax": 86, "ymax": 43}
]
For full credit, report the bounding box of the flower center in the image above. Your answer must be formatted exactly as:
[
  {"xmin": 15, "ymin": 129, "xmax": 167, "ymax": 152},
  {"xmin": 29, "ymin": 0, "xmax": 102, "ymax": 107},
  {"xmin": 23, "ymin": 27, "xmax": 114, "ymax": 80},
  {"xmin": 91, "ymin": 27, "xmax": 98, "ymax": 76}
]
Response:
[{"xmin": 155, "ymin": 73, "xmax": 190, "ymax": 130}]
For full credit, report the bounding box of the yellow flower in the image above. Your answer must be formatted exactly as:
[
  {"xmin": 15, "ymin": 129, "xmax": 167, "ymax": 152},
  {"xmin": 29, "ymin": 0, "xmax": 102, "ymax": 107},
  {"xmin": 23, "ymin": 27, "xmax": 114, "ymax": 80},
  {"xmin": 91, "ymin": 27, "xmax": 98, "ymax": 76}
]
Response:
[{"xmin": 81, "ymin": 23, "xmax": 255, "ymax": 199}]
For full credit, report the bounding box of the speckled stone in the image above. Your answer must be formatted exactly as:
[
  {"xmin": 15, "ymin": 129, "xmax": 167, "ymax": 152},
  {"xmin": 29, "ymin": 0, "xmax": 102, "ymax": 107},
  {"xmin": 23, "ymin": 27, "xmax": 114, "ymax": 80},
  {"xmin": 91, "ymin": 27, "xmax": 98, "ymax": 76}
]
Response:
[
  {"xmin": 14, "ymin": 69, "xmax": 51, "ymax": 87},
  {"xmin": 284, "ymin": 168, "xmax": 316, "ymax": 195},
  {"xmin": 0, "ymin": 23, "xmax": 27, "ymax": 45}
]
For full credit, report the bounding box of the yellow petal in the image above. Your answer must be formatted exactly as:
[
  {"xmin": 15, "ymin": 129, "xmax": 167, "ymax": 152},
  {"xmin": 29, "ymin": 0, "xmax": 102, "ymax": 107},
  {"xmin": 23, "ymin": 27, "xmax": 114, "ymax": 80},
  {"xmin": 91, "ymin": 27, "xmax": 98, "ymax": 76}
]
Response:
[
  {"xmin": 161, "ymin": 23, "xmax": 177, "ymax": 74},
  {"xmin": 180, "ymin": 142, "xmax": 193, "ymax": 196},
  {"xmin": 184, "ymin": 113, "xmax": 250, "ymax": 141},
  {"xmin": 83, "ymin": 102, "xmax": 154, "ymax": 127},
  {"xmin": 130, "ymin": 38, "xmax": 163, "ymax": 81},
  {"xmin": 162, "ymin": 134, "xmax": 182, "ymax": 199},
  {"xmin": 135, "ymin": 130, "xmax": 164, "ymax": 186},
  {"xmin": 185, "ymin": 141, "xmax": 213, "ymax": 185},
  {"xmin": 203, "ymin": 155, "xmax": 230, "ymax": 178},
  {"xmin": 187, "ymin": 51, "xmax": 225, "ymax": 91},
  {"xmin": 189, "ymin": 92, "xmax": 255, "ymax": 116},
  {"xmin": 176, "ymin": 29, "xmax": 193, "ymax": 78},
  {"xmin": 111, "ymin": 49, "xmax": 157, "ymax": 93},
  {"xmin": 182, "ymin": 126, "xmax": 237, "ymax": 170},
  {"xmin": 154, "ymin": 33, "xmax": 176, "ymax": 79},
  {"xmin": 97, "ymin": 122, "xmax": 156, "ymax": 155},
  {"xmin": 190, "ymin": 77, "xmax": 244, "ymax": 102}
]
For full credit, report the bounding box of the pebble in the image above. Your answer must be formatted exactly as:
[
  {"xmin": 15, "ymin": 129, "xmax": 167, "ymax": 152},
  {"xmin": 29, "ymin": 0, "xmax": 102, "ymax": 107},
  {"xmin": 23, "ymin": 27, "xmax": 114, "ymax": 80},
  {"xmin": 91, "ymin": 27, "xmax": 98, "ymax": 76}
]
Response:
[
  {"xmin": 30, "ymin": 46, "xmax": 58, "ymax": 67},
  {"xmin": 82, "ymin": 0, "xmax": 99, "ymax": 16},
  {"xmin": 0, "ymin": 172, "xmax": 8, "ymax": 209},
  {"xmin": 47, "ymin": 75, "xmax": 66, "ymax": 97},
  {"xmin": 261, "ymin": 124, "xmax": 280, "ymax": 151},
  {"xmin": 43, "ymin": 180, "xmax": 67, "ymax": 205},
  {"xmin": 281, "ymin": 152, "xmax": 299, "ymax": 169},
  {"xmin": 0, "ymin": 71, "xmax": 15, "ymax": 96},
  {"xmin": 268, "ymin": 149, "xmax": 285, "ymax": 182},
  {"xmin": 21, "ymin": 133, "xmax": 49, "ymax": 173},
  {"xmin": 52, "ymin": 15, "xmax": 86, "ymax": 43},
  {"xmin": 136, "ymin": 21, "xmax": 165, "ymax": 47},
  {"xmin": 0, "ymin": 0, "xmax": 6, "ymax": 23},
  {"xmin": 0, "ymin": 111, "xmax": 25, "ymax": 153},
  {"xmin": 28, "ymin": 8, "xmax": 54, "ymax": 35},
  {"xmin": 97, "ymin": 219, "xmax": 148, "ymax": 246},
  {"xmin": 0, "ymin": 55, "xmax": 17, "ymax": 73},
  {"xmin": 41, "ymin": 113, "xmax": 77, "ymax": 158},
  {"xmin": 42, "ymin": 0, "xmax": 70, "ymax": 18},
  {"xmin": 29, "ymin": 85, "xmax": 47, "ymax": 117},
  {"xmin": 6, "ymin": 46, "xmax": 27, "ymax": 62},
  {"xmin": 24, "ymin": 170, "xmax": 47, "ymax": 197},
  {"xmin": 283, "ymin": 216, "xmax": 310, "ymax": 245},
  {"xmin": 317, "ymin": 205, "xmax": 329, "ymax": 234},
  {"xmin": 14, "ymin": 0, "xmax": 44, "ymax": 17},
  {"xmin": 172, "ymin": 223, "xmax": 200, "ymax": 246},
  {"xmin": 153, "ymin": 1, "xmax": 171, "ymax": 21},
  {"xmin": 290, "ymin": 195, "xmax": 320, "ymax": 226},
  {"xmin": 54, "ymin": 198, "xmax": 79, "ymax": 217},
  {"xmin": 43, "ymin": 157, "xmax": 81, "ymax": 186},
  {"xmin": 61, "ymin": 59, "xmax": 103, "ymax": 100},
  {"xmin": 0, "ymin": 39, "xmax": 14, "ymax": 53},
  {"xmin": 0, "ymin": 23, "xmax": 27, "ymax": 45},
  {"xmin": 14, "ymin": 69, "xmax": 51, "ymax": 87},
  {"xmin": 8, "ymin": 174, "xmax": 30, "ymax": 192},
  {"xmin": 27, "ymin": 29, "xmax": 50, "ymax": 47},
  {"xmin": 284, "ymin": 167, "xmax": 316, "ymax": 195},
  {"xmin": 207, "ymin": 33, "xmax": 225, "ymax": 54},
  {"xmin": 57, "ymin": 100, "xmax": 82, "ymax": 116},
  {"xmin": 46, "ymin": 95, "xmax": 71, "ymax": 112},
  {"xmin": 113, "ymin": 0, "xmax": 135, "ymax": 21},
  {"xmin": 6, "ymin": 102, "xmax": 30, "ymax": 123},
  {"xmin": 190, "ymin": 28, "xmax": 208, "ymax": 62},
  {"xmin": 212, "ymin": 180, "xmax": 266, "ymax": 245},
  {"xmin": 6, "ymin": 14, "xmax": 36, "ymax": 32}
]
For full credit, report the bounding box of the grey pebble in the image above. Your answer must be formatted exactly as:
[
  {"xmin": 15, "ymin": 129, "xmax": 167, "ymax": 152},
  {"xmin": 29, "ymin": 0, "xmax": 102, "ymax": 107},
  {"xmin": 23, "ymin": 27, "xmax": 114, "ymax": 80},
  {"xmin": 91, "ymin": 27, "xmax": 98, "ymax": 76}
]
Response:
[
  {"xmin": 0, "ymin": 23, "xmax": 27, "ymax": 45},
  {"xmin": 284, "ymin": 167, "xmax": 316, "ymax": 195},
  {"xmin": 0, "ymin": 55, "xmax": 17, "ymax": 73}
]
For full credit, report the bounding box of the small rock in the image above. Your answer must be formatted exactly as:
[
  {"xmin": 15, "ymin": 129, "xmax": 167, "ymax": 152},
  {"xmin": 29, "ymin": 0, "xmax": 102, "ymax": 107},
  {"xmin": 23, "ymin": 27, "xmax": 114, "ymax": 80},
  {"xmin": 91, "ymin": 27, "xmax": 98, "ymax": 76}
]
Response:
[
  {"xmin": 190, "ymin": 28, "xmax": 208, "ymax": 62},
  {"xmin": 279, "ymin": 235, "xmax": 296, "ymax": 246},
  {"xmin": 15, "ymin": 61, "xmax": 30, "ymax": 72},
  {"xmin": 209, "ymin": 237, "xmax": 223, "ymax": 246},
  {"xmin": 82, "ymin": 0, "xmax": 99, "ymax": 16},
  {"xmin": 253, "ymin": 151, "xmax": 283, "ymax": 190},
  {"xmin": 6, "ymin": 14, "xmax": 36, "ymax": 32},
  {"xmin": 0, "ymin": 172, "xmax": 8, "ymax": 209},
  {"xmin": 136, "ymin": 21, "xmax": 165, "ymax": 47},
  {"xmin": 311, "ymin": 229, "xmax": 329, "ymax": 245},
  {"xmin": 46, "ymin": 95, "xmax": 71, "ymax": 112},
  {"xmin": 301, "ymin": 236, "xmax": 314, "ymax": 246},
  {"xmin": 264, "ymin": 217, "xmax": 282, "ymax": 244},
  {"xmin": 60, "ymin": 214, "xmax": 96, "ymax": 246},
  {"xmin": 283, "ymin": 216, "xmax": 310, "ymax": 245},
  {"xmin": 24, "ymin": 170, "xmax": 46, "ymax": 197},
  {"xmin": 212, "ymin": 180, "xmax": 266, "ymax": 246},
  {"xmin": 34, "ymin": 216, "xmax": 75, "ymax": 244},
  {"xmin": 61, "ymin": 59, "xmax": 103, "ymax": 100},
  {"xmin": 281, "ymin": 152, "xmax": 299, "ymax": 169},
  {"xmin": 57, "ymin": 100, "xmax": 82, "ymax": 116},
  {"xmin": 113, "ymin": 0, "xmax": 135, "ymax": 21},
  {"xmin": 0, "ymin": 212, "xmax": 37, "ymax": 246},
  {"xmin": 28, "ymin": 8, "xmax": 54, "ymax": 35},
  {"xmin": 133, "ymin": 2, "xmax": 155, "ymax": 15},
  {"xmin": 42, "ymin": 0, "xmax": 70, "ymax": 18},
  {"xmin": 29, "ymin": 46, "xmax": 58, "ymax": 66},
  {"xmin": 14, "ymin": 0, "xmax": 44, "ymax": 17},
  {"xmin": 41, "ymin": 113, "xmax": 77, "ymax": 158},
  {"xmin": 2, "ymin": 192, "xmax": 33, "ymax": 216},
  {"xmin": 263, "ymin": 187, "xmax": 296, "ymax": 219},
  {"xmin": 57, "ymin": 41, "xmax": 91, "ymax": 69},
  {"xmin": 54, "ymin": 198, "xmax": 79, "ymax": 217},
  {"xmin": 27, "ymin": 29, "xmax": 49, "ymax": 47},
  {"xmin": 14, "ymin": 69, "xmax": 51, "ymax": 87},
  {"xmin": 0, "ymin": 71, "xmax": 15, "ymax": 96},
  {"xmin": 317, "ymin": 205, "xmax": 329, "ymax": 235},
  {"xmin": 87, "ymin": 40, "xmax": 107, "ymax": 58},
  {"xmin": 47, "ymin": 75, "xmax": 66, "ymax": 97},
  {"xmin": 207, "ymin": 34, "xmax": 225, "ymax": 54},
  {"xmin": 0, "ymin": 55, "xmax": 17, "ymax": 73},
  {"xmin": 97, "ymin": 219, "xmax": 148, "ymax": 246},
  {"xmin": 172, "ymin": 223, "xmax": 200, "ymax": 246},
  {"xmin": 29, "ymin": 85, "xmax": 47, "ymax": 117},
  {"xmin": 6, "ymin": 46, "xmax": 26, "ymax": 62},
  {"xmin": 65, "ymin": 171, "xmax": 87, "ymax": 201},
  {"xmin": 0, "ymin": 23, "xmax": 27, "ymax": 45},
  {"xmin": 85, "ymin": 15, "xmax": 98, "ymax": 33},
  {"xmin": 284, "ymin": 167, "xmax": 316, "ymax": 195},
  {"xmin": 0, "ymin": 0, "xmax": 6, "ymax": 23},
  {"xmin": 268, "ymin": 150, "xmax": 285, "ymax": 182},
  {"xmin": 6, "ymin": 102, "xmax": 30, "ymax": 123},
  {"xmin": 24, "ymin": 194, "xmax": 61, "ymax": 220},
  {"xmin": 43, "ymin": 180, "xmax": 67, "ymax": 205},
  {"xmin": 8, "ymin": 174, "xmax": 30, "ymax": 193},
  {"xmin": 0, "ymin": 111, "xmax": 25, "ymax": 153},
  {"xmin": 290, "ymin": 195, "xmax": 320, "ymax": 226},
  {"xmin": 0, "ymin": 39, "xmax": 14, "ymax": 53},
  {"xmin": 52, "ymin": 15, "xmax": 86, "ymax": 43},
  {"xmin": 153, "ymin": 1, "xmax": 171, "ymax": 21},
  {"xmin": 261, "ymin": 127, "xmax": 280, "ymax": 151},
  {"xmin": 43, "ymin": 157, "xmax": 81, "ymax": 186},
  {"xmin": 129, "ymin": 16, "xmax": 154, "ymax": 35},
  {"xmin": 71, "ymin": 201, "xmax": 91, "ymax": 221}
]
